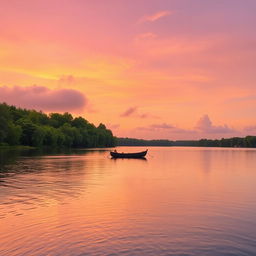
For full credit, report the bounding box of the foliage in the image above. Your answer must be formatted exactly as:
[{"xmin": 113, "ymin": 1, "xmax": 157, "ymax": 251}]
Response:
[
  {"xmin": 0, "ymin": 103, "xmax": 115, "ymax": 148},
  {"xmin": 117, "ymin": 136, "xmax": 256, "ymax": 148}
]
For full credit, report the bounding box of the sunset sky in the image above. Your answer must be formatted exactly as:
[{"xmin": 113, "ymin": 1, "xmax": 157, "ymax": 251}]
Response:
[{"xmin": 1, "ymin": 0, "xmax": 256, "ymax": 140}]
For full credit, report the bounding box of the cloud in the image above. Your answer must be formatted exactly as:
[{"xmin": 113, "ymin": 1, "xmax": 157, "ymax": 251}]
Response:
[
  {"xmin": 136, "ymin": 123, "xmax": 191, "ymax": 134},
  {"xmin": 120, "ymin": 107, "xmax": 137, "ymax": 117},
  {"xmin": 139, "ymin": 10, "xmax": 173, "ymax": 23},
  {"xmin": 0, "ymin": 85, "xmax": 87, "ymax": 112},
  {"xmin": 195, "ymin": 115, "xmax": 235, "ymax": 134},
  {"xmin": 131, "ymin": 115, "xmax": 241, "ymax": 140},
  {"xmin": 243, "ymin": 126, "xmax": 256, "ymax": 134},
  {"xmin": 150, "ymin": 123, "xmax": 174, "ymax": 129},
  {"xmin": 120, "ymin": 107, "xmax": 158, "ymax": 119},
  {"xmin": 139, "ymin": 113, "xmax": 149, "ymax": 119},
  {"xmin": 135, "ymin": 33, "xmax": 157, "ymax": 41}
]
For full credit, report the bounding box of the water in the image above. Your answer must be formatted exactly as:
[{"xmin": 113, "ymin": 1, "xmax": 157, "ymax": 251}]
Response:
[{"xmin": 0, "ymin": 147, "xmax": 256, "ymax": 256}]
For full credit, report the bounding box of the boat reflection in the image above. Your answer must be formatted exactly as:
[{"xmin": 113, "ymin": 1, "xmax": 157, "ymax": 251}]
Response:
[{"xmin": 110, "ymin": 156, "xmax": 147, "ymax": 161}]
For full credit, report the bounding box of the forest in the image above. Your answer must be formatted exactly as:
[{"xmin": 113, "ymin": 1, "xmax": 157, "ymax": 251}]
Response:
[
  {"xmin": 117, "ymin": 136, "xmax": 256, "ymax": 148},
  {"xmin": 2, "ymin": 101, "xmax": 256, "ymax": 149},
  {"xmin": 0, "ymin": 103, "xmax": 116, "ymax": 148}
]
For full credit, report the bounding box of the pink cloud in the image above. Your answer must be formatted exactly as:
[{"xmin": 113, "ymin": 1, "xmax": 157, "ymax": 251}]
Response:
[
  {"xmin": 131, "ymin": 115, "xmax": 241, "ymax": 140},
  {"xmin": 139, "ymin": 10, "xmax": 173, "ymax": 23},
  {"xmin": 150, "ymin": 123, "xmax": 174, "ymax": 129},
  {"xmin": 135, "ymin": 33, "xmax": 157, "ymax": 41},
  {"xmin": 120, "ymin": 107, "xmax": 158, "ymax": 119},
  {"xmin": 136, "ymin": 123, "xmax": 192, "ymax": 135},
  {"xmin": 139, "ymin": 113, "xmax": 149, "ymax": 119},
  {"xmin": 243, "ymin": 126, "xmax": 256, "ymax": 135},
  {"xmin": 0, "ymin": 85, "xmax": 87, "ymax": 112},
  {"xmin": 195, "ymin": 115, "xmax": 235, "ymax": 134},
  {"xmin": 120, "ymin": 107, "xmax": 137, "ymax": 117}
]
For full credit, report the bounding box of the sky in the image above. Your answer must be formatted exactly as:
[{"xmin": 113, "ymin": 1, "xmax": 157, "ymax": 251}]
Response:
[{"xmin": 1, "ymin": 0, "xmax": 256, "ymax": 140}]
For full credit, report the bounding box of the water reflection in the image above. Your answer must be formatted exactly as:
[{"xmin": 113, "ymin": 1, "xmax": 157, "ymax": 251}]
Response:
[
  {"xmin": 0, "ymin": 147, "xmax": 256, "ymax": 256},
  {"xmin": 0, "ymin": 148, "xmax": 111, "ymax": 219},
  {"xmin": 110, "ymin": 157, "xmax": 147, "ymax": 161}
]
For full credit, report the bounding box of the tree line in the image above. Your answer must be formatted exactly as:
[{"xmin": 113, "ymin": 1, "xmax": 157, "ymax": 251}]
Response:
[
  {"xmin": 117, "ymin": 136, "xmax": 256, "ymax": 148},
  {"xmin": 0, "ymin": 103, "xmax": 116, "ymax": 148}
]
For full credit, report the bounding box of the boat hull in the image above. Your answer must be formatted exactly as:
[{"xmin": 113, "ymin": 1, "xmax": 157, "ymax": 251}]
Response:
[{"xmin": 110, "ymin": 150, "xmax": 148, "ymax": 159}]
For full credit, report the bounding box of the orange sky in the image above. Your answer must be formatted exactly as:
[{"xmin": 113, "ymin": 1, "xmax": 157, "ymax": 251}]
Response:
[{"xmin": 1, "ymin": 0, "xmax": 256, "ymax": 139}]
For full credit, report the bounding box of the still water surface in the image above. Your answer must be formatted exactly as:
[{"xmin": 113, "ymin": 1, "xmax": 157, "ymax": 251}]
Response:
[{"xmin": 0, "ymin": 147, "xmax": 256, "ymax": 256}]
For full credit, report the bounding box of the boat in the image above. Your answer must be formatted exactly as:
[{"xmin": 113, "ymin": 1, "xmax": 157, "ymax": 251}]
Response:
[{"xmin": 110, "ymin": 149, "xmax": 148, "ymax": 159}]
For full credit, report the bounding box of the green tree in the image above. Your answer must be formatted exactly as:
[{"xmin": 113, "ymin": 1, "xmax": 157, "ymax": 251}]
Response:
[
  {"xmin": 6, "ymin": 122, "xmax": 22, "ymax": 145},
  {"xmin": 32, "ymin": 126, "xmax": 46, "ymax": 146},
  {"xmin": 72, "ymin": 117, "xmax": 88, "ymax": 128},
  {"xmin": 0, "ymin": 103, "xmax": 11, "ymax": 143},
  {"xmin": 17, "ymin": 118, "xmax": 37, "ymax": 146},
  {"xmin": 0, "ymin": 103, "xmax": 116, "ymax": 148},
  {"xmin": 49, "ymin": 112, "xmax": 73, "ymax": 128}
]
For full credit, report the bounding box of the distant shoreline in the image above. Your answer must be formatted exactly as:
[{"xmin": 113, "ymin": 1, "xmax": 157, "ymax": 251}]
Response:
[{"xmin": 117, "ymin": 137, "xmax": 256, "ymax": 148}]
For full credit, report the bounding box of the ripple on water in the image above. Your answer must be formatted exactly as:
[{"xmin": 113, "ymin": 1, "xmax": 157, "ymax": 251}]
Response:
[{"xmin": 1, "ymin": 148, "xmax": 256, "ymax": 256}]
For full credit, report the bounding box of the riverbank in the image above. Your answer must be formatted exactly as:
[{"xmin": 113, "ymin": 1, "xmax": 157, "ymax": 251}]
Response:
[
  {"xmin": 117, "ymin": 136, "xmax": 256, "ymax": 148},
  {"xmin": 0, "ymin": 145, "xmax": 36, "ymax": 150}
]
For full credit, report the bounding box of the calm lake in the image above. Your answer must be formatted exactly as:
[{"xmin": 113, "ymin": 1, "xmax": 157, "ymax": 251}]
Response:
[{"xmin": 0, "ymin": 147, "xmax": 256, "ymax": 256}]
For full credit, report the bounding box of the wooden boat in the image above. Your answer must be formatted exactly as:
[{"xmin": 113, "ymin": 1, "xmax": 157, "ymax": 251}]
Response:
[{"xmin": 110, "ymin": 149, "xmax": 148, "ymax": 159}]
